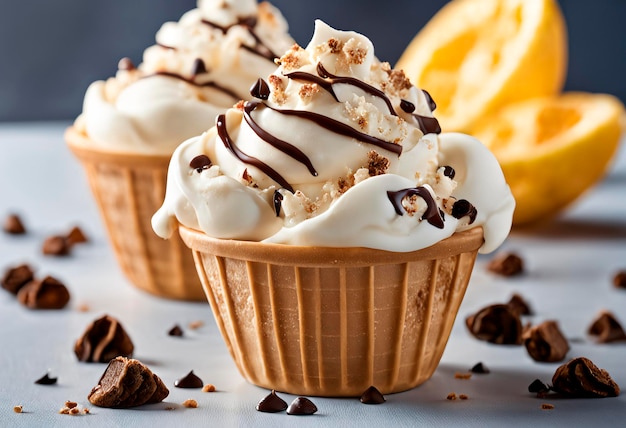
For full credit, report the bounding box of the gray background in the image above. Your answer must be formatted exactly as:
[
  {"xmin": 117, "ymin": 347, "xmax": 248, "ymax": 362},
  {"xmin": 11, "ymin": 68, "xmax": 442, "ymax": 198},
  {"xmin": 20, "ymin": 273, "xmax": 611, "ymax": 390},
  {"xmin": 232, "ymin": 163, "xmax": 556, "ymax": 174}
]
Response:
[{"xmin": 0, "ymin": 0, "xmax": 624, "ymax": 122}]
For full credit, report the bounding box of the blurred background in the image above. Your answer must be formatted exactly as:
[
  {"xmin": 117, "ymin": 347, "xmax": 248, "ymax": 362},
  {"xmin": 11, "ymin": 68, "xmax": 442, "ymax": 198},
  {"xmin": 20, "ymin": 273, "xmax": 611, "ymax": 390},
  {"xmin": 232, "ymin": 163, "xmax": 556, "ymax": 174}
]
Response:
[{"xmin": 0, "ymin": 0, "xmax": 623, "ymax": 122}]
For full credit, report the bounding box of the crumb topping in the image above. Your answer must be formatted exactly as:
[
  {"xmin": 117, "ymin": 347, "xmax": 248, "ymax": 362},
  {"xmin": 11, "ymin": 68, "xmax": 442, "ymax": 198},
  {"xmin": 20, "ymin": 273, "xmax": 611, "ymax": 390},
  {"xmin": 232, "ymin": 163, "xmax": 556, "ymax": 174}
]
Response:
[
  {"xmin": 367, "ymin": 151, "xmax": 389, "ymax": 176},
  {"xmin": 298, "ymin": 83, "xmax": 321, "ymax": 103},
  {"xmin": 276, "ymin": 44, "xmax": 305, "ymax": 71},
  {"xmin": 268, "ymin": 74, "xmax": 287, "ymax": 104}
]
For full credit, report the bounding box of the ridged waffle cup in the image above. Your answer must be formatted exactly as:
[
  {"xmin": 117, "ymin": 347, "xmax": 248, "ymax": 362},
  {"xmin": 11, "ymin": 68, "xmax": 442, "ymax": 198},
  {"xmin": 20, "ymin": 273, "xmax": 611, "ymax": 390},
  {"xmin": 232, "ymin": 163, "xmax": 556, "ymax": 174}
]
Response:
[
  {"xmin": 65, "ymin": 127, "xmax": 204, "ymax": 301},
  {"xmin": 179, "ymin": 224, "xmax": 484, "ymax": 396}
]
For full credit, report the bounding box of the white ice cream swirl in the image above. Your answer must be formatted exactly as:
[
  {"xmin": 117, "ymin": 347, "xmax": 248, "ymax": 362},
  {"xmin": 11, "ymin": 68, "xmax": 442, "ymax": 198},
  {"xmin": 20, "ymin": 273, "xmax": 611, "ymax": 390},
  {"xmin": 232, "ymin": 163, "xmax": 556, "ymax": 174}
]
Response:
[
  {"xmin": 152, "ymin": 20, "xmax": 515, "ymax": 253},
  {"xmin": 75, "ymin": 0, "xmax": 294, "ymax": 154}
]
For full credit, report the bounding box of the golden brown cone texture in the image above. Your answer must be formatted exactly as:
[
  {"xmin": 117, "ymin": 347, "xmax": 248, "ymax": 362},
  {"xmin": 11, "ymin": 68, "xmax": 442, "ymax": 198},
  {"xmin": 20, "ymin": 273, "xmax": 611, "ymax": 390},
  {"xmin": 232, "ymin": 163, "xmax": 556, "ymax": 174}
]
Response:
[
  {"xmin": 179, "ymin": 225, "xmax": 484, "ymax": 397},
  {"xmin": 65, "ymin": 127, "xmax": 204, "ymax": 301}
]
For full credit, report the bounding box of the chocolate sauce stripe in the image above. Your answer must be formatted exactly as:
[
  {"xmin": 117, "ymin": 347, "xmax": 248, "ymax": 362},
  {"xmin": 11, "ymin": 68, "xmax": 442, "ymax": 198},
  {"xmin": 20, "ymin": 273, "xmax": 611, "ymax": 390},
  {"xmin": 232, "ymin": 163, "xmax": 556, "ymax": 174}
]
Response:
[
  {"xmin": 262, "ymin": 104, "xmax": 402, "ymax": 155},
  {"xmin": 386, "ymin": 187, "xmax": 445, "ymax": 228},
  {"xmin": 148, "ymin": 71, "xmax": 239, "ymax": 100},
  {"xmin": 201, "ymin": 17, "xmax": 278, "ymax": 61},
  {"xmin": 217, "ymin": 114, "xmax": 294, "ymax": 193},
  {"xmin": 243, "ymin": 102, "xmax": 318, "ymax": 176}
]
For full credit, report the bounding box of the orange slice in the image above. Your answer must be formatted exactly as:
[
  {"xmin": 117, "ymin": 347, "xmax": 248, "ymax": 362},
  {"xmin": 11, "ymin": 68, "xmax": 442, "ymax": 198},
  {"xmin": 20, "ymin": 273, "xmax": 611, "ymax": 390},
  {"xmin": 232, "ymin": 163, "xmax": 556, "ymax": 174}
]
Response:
[
  {"xmin": 472, "ymin": 92, "xmax": 625, "ymax": 225},
  {"xmin": 396, "ymin": 0, "xmax": 567, "ymax": 133}
]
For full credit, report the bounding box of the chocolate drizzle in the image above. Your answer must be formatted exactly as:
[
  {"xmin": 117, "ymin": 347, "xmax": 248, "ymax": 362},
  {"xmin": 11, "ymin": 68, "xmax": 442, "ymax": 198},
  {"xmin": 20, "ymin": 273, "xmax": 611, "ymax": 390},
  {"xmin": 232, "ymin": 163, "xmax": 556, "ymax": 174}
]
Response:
[
  {"xmin": 243, "ymin": 102, "xmax": 318, "ymax": 176},
  {"xmin": 217, "ymin": 113, "xmax": 294, "ymax": 192},
  {"xmin": 398, "ymin": 96, "xmax": 441, "ymax": 135},
  {"xmin": 273, "ymin": 190, "xmax": 283, "ymax": 216},
  {"xmin": 146, "ymin": 71, "xmax": 239, "ymax": 101},
  {"xmin": 452, "ymin": 199, "xmax": 478, "ymax": 224},
  {"xmin": 201, "ymin": 17, "xmax": 278, "ymax": 61},
  {"xmin": 386, "ymin": 187, "xmax": 445, "ymax": 229},
  {"xmin": 422, "ymin": 89, "xmax": 437, "ymax": 111}
]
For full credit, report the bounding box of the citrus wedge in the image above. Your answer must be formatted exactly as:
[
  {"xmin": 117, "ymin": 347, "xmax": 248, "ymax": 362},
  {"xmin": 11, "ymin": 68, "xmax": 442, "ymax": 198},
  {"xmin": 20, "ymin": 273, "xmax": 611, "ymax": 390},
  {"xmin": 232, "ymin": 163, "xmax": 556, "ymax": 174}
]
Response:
[
  {"xmin": 471, "ymin": 92, "xmax": 625, "ymax": 225},
  {"xmin": 396, "ymin": 0, "xmax": 567, "ymax": 133}
]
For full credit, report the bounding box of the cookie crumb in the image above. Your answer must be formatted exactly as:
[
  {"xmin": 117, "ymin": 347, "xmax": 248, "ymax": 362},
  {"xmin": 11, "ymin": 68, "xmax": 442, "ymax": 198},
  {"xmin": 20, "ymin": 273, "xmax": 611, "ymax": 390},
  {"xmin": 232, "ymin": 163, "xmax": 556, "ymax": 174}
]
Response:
[
  {"xmin": 76, "ymin": 303, "xmax": 90, "ymax": 312},
  {"xmin": 13, "ymin": 405, "xmax": 23, "ymax": 413},
  {"xmin": 613, "ymin": 271, "xmax": 626, "ymax": 288},
  {"xmin": 3, "ymin": 214, "xmax": 26, "ymax": 234},
  {"xmin": 459, "ymin": 394, "xmax": 469, "ymax": 400},
  {"xmin": 454, "ymin": 372, "xmax": 472, "ymax": 380},
  {"xmin": 42, "ymin": 235, "xmax": 71, "ymax": 256},
  {"xmin": 188, "ymin": 320, "xmax": 204, "ymax": 330},
  {"xmin": 64, "ymin": 401, "xmax": 77, "ymax": 409},
  {"xmin": 446, "ymin": 392, "xmax": 457, "ymax": 400},
  {"xmin": 83, "ymin": 408, "xmax": 90, "ymax": 414},
  {"xmin": 182, "ymin": 399, "xmax": 198, "ymax": 408},
  {"xmin": 541, "ymin": 403, "xmax": 554, "ymax": 410},
  {"xmin": 165, "ymin": 406, "xmax": 176, "ymax": 411},
  {"xmin": 202, "ymin": 384, "xmax": 216, "ymax": 393},
  {"xmin": 487, "ymin": 252, "xmax": 524, "ymax": 276}
]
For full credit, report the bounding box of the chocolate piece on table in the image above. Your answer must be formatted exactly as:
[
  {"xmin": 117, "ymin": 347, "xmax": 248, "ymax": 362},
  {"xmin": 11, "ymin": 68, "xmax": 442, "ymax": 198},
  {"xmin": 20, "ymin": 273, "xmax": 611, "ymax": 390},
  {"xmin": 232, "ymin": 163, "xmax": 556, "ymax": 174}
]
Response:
[
  {"xmin": 168, "ymin": 324, "xmax": 184, "ymax": 337},
  {"xmin": 74, "ymin": 315, "xmax": 134, "ymax": 362},
  {"xmin": 42, "ymin": 235, "xmax": 71, "ymax": 256},
  {"xmin": 174, "ymin": 370, "xmax": 203, "ymax": 388},
  {"xmin": 465, "ymin": 304, "xmax": 523, "ymax": 345},
  {"xmin": 286, "ymin": 397, "xmax": 318, "ymax": 415},
  {"xmin": 3, "ymin": 214, "xmax": 26, "ymax": 234},
  {"xmin": 588, "ymin": 311, "xmax": 626, "ymax": 343},
  {"xmin": 34, "ymin": 372, "xmax": 58, "ymax": 385},
  {"xmin": 88, "ymin": 357, "xmax": 169, "ymax": 408},
  {"xmin": 507, "ymin": 293, "xmax": 533, "ymax": 316},
  {"xmin": 523, "ymin": 320, "xmax": 569, "ymax": 362},
  {"xmin": 613, "ymin": 271, "xmax": 626, "ymax": 288},
  {"xmin": 360, "ymin": 386, "xmax": 386, "ymax": 404},
  {"xmin": 487, "ymin": 252, "xmax": 524, "ymax": 276},
  {"xmin": 17, "ymin": 276, "xmax": 70, "ymax": 309},
  {"xmin": 470, "ymin": 362, "xmax": 490, "ymax": 374},
  {"xmin": 551, "ymin": 357, "xmax": 620, "ymax": 398},
  {"xmin": 528, "ymin": 379, "xmax": 550, "ymax": 395},
  {"xmin": 1, "ymin": 264, "xmax": 35, "ymax": 295},
  {"xmin": 66, "ymin": 226, "xmax": 88, "ymax": 246},
  {"xmin": 256, "ymin": 390, "xmax": 288, "ymax": 413}
]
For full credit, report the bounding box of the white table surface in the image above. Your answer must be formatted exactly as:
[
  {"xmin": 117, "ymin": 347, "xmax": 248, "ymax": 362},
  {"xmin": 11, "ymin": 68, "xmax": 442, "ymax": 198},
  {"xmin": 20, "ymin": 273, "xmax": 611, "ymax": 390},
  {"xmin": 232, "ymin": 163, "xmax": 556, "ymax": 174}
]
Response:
[{"xmin": 1, "ymin": 121, "xmax": 625, "ymax": 427}]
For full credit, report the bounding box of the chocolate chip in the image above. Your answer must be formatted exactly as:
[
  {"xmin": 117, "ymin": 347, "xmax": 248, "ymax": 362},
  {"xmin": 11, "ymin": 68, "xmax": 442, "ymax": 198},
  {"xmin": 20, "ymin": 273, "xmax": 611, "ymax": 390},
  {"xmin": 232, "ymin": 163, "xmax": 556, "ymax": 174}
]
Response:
[
  {"xmin": 523, "ymin": 320, "xmax": 570, "ymax": 363},
  {"xmin": 66, "ymin": 226, "xmax": 88, "ymax": 247},
  {"xmin": 42, "ymin": 235, "xmax": 71, "ymax": 256},
  {"xmin": 612, "ymin": 271, "xmax": 626, "ymax": 288},
  {"xmin": 250, "ymin": 78, "xmax": 271, "ymax": 100},
  {"xmin": 286, "ymin": 397, "xmax": 317, "ymax": 415},
  {"xmin": 34, "ymin": 372, "xmax": 57, "ymax": 385},
  {"xmin": 17, "ymin": 276, "xmax": 70, "ymax": 309},
  {"xmin": 507, "ymin": 293, "xmax": 532, "ymax": 316},
  {"xmin": 588, "ymin": 311, "xmax": 626, "ymax": 343},
  {"xmin": 168, "ymin": 324, "xmax": 184, "ymax": 337},
  {"xmin": 189, "ymin": 155, "xmax": 212, "ymax": 173},
  {"xmin": 191, "ymin": 58, "xmax": 208, "ymax": 76},
  {"xmin": 487, "ymin": 252, "xmax": 524, "ymax": 276},
  {"xmin": 256, "ymin": 390, "xmax": 288, "ymax": 413},
  {"xmin": 360, "ymin": 386, "xmax": 386, "ymax": 404},
  {"xmin": 88, "ymin": 357, "xmax": 169, "ymax": 408},
  {"xmin": 400, "ymin": 99, "xmax": 416, "ymax": 113},
  {"xmin": 174, "ymin": 370, "xmax": 203, "ymax": 388},
  {"xmin": 1, "ymin": 264, "xmax": 35, "ymax": 295},
  {"xmin": 470, "ymin": 362, "xmax": 490, "ymax": 374},
  {"xmin": 528, "ymin": 378, "xmax": 550, "ymax": 395},
  {"xmin": 442, "ymin": 165, "xmax": 455, "ymax": 179},
  {"xmin": 451, "ymin": 199, "xmax": 477, "ymax": 224},
  {"xmin": 551, "ymin": 357, "xmax": 620, "ymax": 398},
  {"xmin": 118, "ymin": 57, "xmax": 136, "ymax": 71},
  {"xmin": 74, "ymin": 315, "xmax": 134, "ymax": 362},
  {"xmin": 3, "ymin": 213, "xmax": 26, "ymax": 234},
  {"xmin": 465, "ymin": 304, "xmax": 523, "ymax": 345}
]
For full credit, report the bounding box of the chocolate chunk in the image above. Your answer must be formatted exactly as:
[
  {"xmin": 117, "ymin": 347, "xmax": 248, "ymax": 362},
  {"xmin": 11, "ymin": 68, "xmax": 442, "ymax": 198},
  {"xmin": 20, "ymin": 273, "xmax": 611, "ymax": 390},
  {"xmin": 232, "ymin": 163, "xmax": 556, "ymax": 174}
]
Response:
[
  {"xmin": 360, "ymin": 386, "xmax": 386, "ymax": 404},
  {"xmin": 507, "ymin": 293, "xmax": 532, "ymax": 316},
  {"xmin": 17, "ymin": 276, "xmax": 70, "ymax": 309},
  {"xmin": 528, "ymin": 379, "xmax": 550, "ymax": 395},
  {"xmin": 174, "ymin": 370, "xmax": 203, "ymax": 388},
  {"xmin": 256, "ymin": 390, "xmax": 288, "ymax": 413},
  {"xmin": 465, "ymin": 304, "xmax": 523, "ymax": 345},
  {"xmin": 286, "ymin": 397, "xmax": 318, "ymax": 415},
  {"xmin": 523, "ymin": 320, "xmax": 569, "ymax": 362},
  {"xmin": 250, "ymin": 78, "xmax": 271, "ymax": 100},
  {"xmin": 88, "ymin": 357, "xmax": 169, "ymax": 408},
  {"xmin": 487, "ymin": 252, "xmax": 524, "ymax": 276},
  {"xmin": 3, "ymin": 214, "xmax": 26, "ymax": 234},
  {"xmin": 470, "ymin": 362, "xmax": 490, "ymax": 374},
  {"xmin": 74, "ymin": 315, "xmax": 134, "ymax": 362},
  {"xmin": 118, "ymin": 57, "xmax": 135, "ymax": 71},
  {"xmin": 588, "ymin": 311, "xmax": 626, "ymax": 343},
  {"xmin": 613, "ymin": 271, "xmax": 626, "ymax": 288},
  {"xmin": 191, "ymin": 58, "xmax": 208, "ymax": 76},
  {"xmin": 34, "ymin": 372, "xmax": 57, "ymax": 385},
  {"xmin": 66, "ymin": 226, "xmax": 88, "ymax": 246},
  {"xmin": 551, "ymin": 357, "xmax": 620, "ymax": 398},
  {"xmin": 42, "ymin": 235, "xmax": 71, "ymax": 256},
  {"xmin": 451, "ymin": 199, "xmax": 477, "ymax": 224},
  {"xmin": 1, "ymin": 264, "xmax": 35, "ymax": 294},
  {"xmin": 400, "ymin": 99, "xmax": 416, "ymax": 113},
  {"xmin": 189, "ymin": 155, "xmax": 212, "ymax": 173},
  {"xmin": 442, "ymin": 165, "xmax": 455, "ymax": 179},
  {"xmin": 168, "ymin": 324, "xmax": 184, "ymax": 337}
]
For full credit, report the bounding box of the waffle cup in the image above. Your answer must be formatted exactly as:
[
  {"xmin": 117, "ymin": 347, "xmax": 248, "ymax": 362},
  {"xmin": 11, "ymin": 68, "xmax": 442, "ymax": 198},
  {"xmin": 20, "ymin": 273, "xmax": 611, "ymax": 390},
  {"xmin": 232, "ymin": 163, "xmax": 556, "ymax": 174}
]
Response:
[
  {"xmin": 179, "ymin": 224, "xmax": 484, "ymax": 396},
  {"xmin": 65, "ymin": 127, "xmax": 204, "ymax": 301}
]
